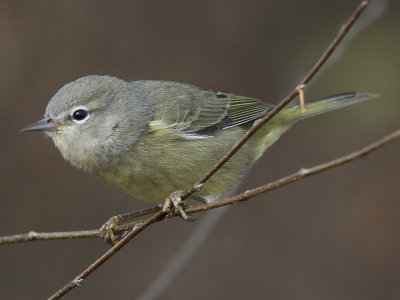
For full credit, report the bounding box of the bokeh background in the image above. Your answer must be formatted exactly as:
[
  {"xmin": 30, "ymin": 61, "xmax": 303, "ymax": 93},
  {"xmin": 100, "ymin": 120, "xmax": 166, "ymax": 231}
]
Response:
[{"xmin": 1, "ymin": 0, "xmax": 399, "ymax": 299}]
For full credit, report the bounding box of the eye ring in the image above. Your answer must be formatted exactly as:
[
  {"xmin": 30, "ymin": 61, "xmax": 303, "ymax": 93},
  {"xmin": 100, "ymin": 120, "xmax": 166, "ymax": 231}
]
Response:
[{"xmin": 72, "ymin": 109, "xmax": 90, "ymax": 122}]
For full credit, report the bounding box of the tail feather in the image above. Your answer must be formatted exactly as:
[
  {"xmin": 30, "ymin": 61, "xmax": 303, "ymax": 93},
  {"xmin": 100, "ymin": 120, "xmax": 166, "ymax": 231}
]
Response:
[{"xmin": 284, "ymin": 92, "xmax": 378, "ymax": 122}]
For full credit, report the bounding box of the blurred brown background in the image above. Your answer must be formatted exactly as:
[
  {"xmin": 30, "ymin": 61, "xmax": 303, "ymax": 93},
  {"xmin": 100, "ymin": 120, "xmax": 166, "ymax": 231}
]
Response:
[{"xmin": 1, "ymin": 0, "xmax": 399, "ymax": 299}]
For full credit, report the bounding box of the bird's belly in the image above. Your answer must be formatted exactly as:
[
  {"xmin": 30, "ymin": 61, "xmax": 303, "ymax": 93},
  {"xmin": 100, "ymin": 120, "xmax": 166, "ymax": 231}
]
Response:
[
  {"xmin": 95, "ymin": 147, "xmax": 248, "ymax": 204},
  {"xmin": 94, "ymin": 123, "xmax": 290, "ymax": 204}
]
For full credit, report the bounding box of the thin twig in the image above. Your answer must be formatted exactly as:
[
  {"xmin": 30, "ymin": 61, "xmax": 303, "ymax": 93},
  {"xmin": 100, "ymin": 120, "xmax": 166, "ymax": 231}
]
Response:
[
  {"xmin": 0, "ymin": 230, "xmax": 98, "ymax": 244},
  {"xmin": 48, "ymin": 127, "xmax": 400, "ymax": 299},
  {"xmin": 48, "ymin": 210, "xmax": 167, "ymax": 300},
  {"xmin": 2, "ymin": 2, "xmax": 374, "ymax": 299},
  {"xmin": 186, "ymin": 128, "xmax": 400, "ymax": 214},
  {"xmin": 180, "ymin": 0, "xmax": 370, "ymax": 201},
  {"xmin": 88, "ymin": 128, "xmax": 400, "ymax": 227},
  {"xmin": 2, "ymin": 127, "xmax": 398, "ymax": 246},
  {"xmin": 89, "ymin": 2, "xmax": 386, "ymax": 299},
  {"xmin": 137, "ymin": 3, "xmax": 387, "ymax": 297},
  {"xmin": 0, "ymin": 0, "xmax": 371, "ymax": 248}
]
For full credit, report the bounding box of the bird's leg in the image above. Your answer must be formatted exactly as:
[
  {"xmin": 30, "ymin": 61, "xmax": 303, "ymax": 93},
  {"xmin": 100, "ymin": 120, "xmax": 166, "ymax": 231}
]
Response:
[
  {"xmin": 100, "ymin": 205, "xmax": 163, "ymax": 244},
  {"xmin": 163, "ymin": 190, "xmax": 197, "ymax": 222},
  {"xmin": 101, "ymin": 192, "xmax": 202, "ymax": 243}
]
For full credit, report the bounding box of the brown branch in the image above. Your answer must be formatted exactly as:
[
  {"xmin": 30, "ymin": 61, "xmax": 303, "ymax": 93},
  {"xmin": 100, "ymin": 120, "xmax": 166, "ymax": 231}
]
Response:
[
  {"xmin": 47, "ymin": 126, "xmax": 400, "ymax": 299},
  {"xmin": 0, "ymin": 230, "xmax": 98, "ymax": 244},
  {"xmin": 2, "ymin": 126, "xmax": 398, "ymax": 247},
  {"xmin": 180, "ymin": 0, "xmax": 370, "ymax": 200},
  {"xmin": 84, "ymin": 128, "xmax": 400, "ymax": 226},
  {"xmin": 187, "ymin": 128, "xmax": 400, "ymax": 213},
  {"xmin": 48, "ymin": 210, "xmax": 167, "ymax": 300},
  {"xmin": 0, "ymin": 0, "xmax": 371, "ymax": 249},
  {"xmin": 0, "ymin": 1, "xmax": 373, "ymax": 299}
]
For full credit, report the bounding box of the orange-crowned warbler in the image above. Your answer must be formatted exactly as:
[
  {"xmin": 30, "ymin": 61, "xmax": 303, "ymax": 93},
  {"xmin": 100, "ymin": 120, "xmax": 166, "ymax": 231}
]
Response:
[{"xmin": 22, "ymin": 76, "xmax": 376, "ymax": 219}]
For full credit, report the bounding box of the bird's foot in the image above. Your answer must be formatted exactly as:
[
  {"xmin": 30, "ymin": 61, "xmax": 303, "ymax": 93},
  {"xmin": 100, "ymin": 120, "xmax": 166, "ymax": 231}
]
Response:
[
  {"xmin": 100, "ymin": 215, "xmax": 127, "ymax": 245},
  {"xmin": 99, "ymin": 205, "xmax": 163, "ymax": 244},
  {"xmin": 163, "ymin": 191, "xmax": 197, "ymax": 222}
]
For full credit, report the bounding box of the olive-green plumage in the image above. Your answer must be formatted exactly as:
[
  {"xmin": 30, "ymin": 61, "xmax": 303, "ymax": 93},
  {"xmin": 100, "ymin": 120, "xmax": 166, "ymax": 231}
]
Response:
[{"xmin": 22, "ymin": 76, "xmax": 376, "ymax": 204}]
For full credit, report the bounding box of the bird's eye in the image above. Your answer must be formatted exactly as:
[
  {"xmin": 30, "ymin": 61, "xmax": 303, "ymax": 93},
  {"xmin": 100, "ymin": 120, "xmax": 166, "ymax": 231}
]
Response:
[{"xmin": 72, "ymin": 109, "xmax": 89, "ymax": 121}]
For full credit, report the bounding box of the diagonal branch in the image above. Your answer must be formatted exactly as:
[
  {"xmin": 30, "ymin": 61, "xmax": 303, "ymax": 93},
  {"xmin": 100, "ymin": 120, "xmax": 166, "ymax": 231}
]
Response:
[
  {"xmin": 47, "ymin": 126, "xmax": 400, "ymax": 299},
  {"xmin": 180, "ymin": 0, "xmax": 370, "ymax": 200},
  {"xmin": 65, "ymin": 128, "xmax": 400, "ymax": 230},
  {"xmin": 0, "ymin": 1, "xmax": 373, "ymax": 248},
  {"xmin": 187, "ymin": 128, "xmax": 400, "ymax": 213},
  {"xmin": 48, "ymin": 209, "xmax": 167, "ymax": 300},
  {"xmin": 2, "ymin": 126, "xmax": 397, "ymax": 247},
  {"xmin": 0, "ymin": 1, "xmax": 376, "ymax": 299}
]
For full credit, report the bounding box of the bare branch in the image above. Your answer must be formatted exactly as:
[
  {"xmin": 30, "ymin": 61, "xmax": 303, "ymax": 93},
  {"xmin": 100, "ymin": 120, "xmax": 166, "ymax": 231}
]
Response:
[
  {"xmin": 2, "ymin": 127, "xmax": 398, "ymax": 247},
  {"xmin": 0, "ymin": 0, "xmax": 372, "ymax": 249},
  {"xmin": 187, "ymin": 128, "xmax": 400, "ymax": 214},
  {"xmin": 180, "ymin": 0, "xmax": 370, "ymax": 200},
  {"xmin": 0, "ymin": 230, "xmax": 98, "ymax": 244},
  {"xmin": 0, "ymin": 2, "xmax": 378, "ymax": 299},
  {"xmin": 47, "ymin": 125, "xmax": 399, "ymax": 299},
  {"xmin": 48, "ymin": 210, "xmax": 167, "ymax": 300}
]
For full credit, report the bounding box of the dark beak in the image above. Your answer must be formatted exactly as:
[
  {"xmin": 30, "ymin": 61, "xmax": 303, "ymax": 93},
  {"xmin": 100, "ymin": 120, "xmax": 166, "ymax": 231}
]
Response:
[{"xmin": 21, "ymin": 118, "xmax": 59, "ymax": 132}]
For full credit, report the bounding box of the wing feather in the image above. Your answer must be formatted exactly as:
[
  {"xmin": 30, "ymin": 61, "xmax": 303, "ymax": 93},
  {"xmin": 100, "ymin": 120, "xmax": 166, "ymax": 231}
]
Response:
[{"xmin": 146, "ymin": 81, "xmax": 272, "ymax": 135}]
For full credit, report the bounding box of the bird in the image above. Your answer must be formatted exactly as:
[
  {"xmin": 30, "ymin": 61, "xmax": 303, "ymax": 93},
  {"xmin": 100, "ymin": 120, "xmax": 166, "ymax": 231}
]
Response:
[{"xmin": 22, "ymin": 75, "xmax": 375, "ymax": 229}]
